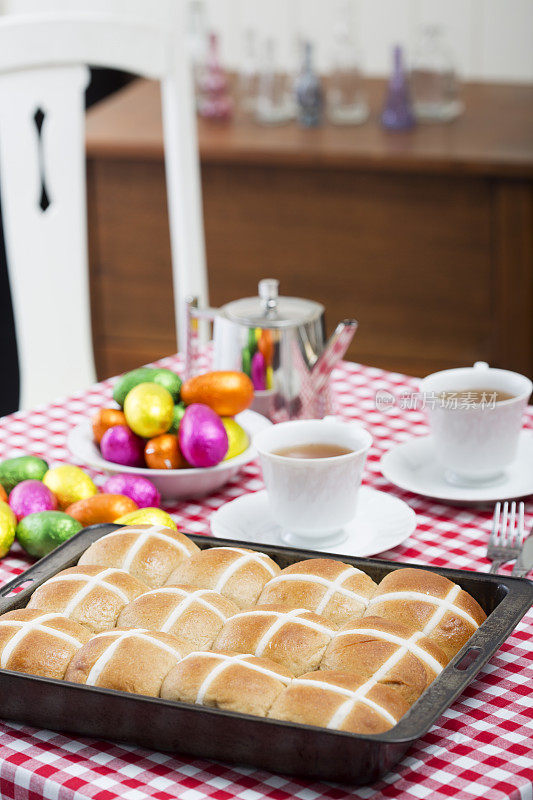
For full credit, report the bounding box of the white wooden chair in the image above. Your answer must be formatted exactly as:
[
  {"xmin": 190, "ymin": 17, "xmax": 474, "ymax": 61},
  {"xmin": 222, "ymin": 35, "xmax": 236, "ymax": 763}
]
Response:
[{"xmin": 0, "ymin": 7, "xmax": 207, "ymax": 409}]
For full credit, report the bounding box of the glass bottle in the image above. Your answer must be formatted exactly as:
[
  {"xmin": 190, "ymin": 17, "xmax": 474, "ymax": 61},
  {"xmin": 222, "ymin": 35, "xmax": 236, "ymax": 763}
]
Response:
[
  {"xmin": 237, "ymin": 28, "xmax": 258, "ymax": 119},
  {"xmin": 197, "ymin": 32, "xmax": 234, "ymax": 121},
  {"xmin": 410, "ymin": 26, "xmax": 463, "ymax": 122},
  {"xmin": 187, "ymin": 0, "xmax": 208, "ymax": 110},
  {"xmin": 326, "ymin": 9, "xmax": 368, "ymax": 125},
  {"xmin": 255, "ymin": 38, "xmax": 294, "ymax": 125},
  {"xmin": 294, "ymin": 41, "xmax": 324, "ymax": 128},
  {"xmin": 381, "ymin": 45, "xmax": 415, "ymax": 131}
]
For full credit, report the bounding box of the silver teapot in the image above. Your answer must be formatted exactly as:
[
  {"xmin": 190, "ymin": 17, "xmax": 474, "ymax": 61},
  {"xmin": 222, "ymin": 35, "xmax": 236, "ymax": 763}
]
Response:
[{"xmin": 185, "ymin": 279, "xmax": 357, "ymax": 422}]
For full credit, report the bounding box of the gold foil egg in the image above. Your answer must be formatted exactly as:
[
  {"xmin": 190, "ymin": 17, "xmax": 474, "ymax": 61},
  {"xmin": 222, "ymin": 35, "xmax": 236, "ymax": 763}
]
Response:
[
  {"xmin": 0, "ymin": 500, "xmax": 16, "ymax": 557},
  {"xmin": 222, "ymin": 418, "xmax": 249, "ymax": 460},
  {"xmin": 114, "ymin": 507, "xmax": 177, "ymax": 530},
  {"xmin": 43, "ymin": 465, "xmax": 98, "ymax": 510},
  {"xmin": 124, "ymin": 383, "xmax": 174, "ymax": 438}
]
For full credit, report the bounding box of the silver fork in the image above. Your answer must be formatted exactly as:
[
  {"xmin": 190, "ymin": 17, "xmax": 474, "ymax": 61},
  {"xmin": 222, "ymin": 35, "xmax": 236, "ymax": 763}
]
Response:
[{"xmin": 487, "ymin": 501, "xmax": 526, "ymax": 573}]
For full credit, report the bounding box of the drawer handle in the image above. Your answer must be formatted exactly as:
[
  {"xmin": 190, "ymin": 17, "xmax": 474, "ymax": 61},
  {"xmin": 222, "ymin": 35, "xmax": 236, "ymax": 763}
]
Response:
[{"xmin": 454, "ymin": 647, "xmax": 482, "ymax": 671}]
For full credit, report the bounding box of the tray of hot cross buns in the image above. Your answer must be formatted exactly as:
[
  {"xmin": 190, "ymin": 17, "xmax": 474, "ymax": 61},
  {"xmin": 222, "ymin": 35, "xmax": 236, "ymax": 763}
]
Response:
[{"xmin": 0, "ymin": 523, "xmax": 531, "ymax": 785}]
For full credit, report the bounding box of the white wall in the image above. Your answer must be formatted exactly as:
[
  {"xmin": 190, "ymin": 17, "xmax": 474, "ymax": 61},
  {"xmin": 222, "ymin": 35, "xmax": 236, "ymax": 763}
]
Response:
[{"xmin": 3, "ymin": 0, "xmax": 533, "ymax": 83}]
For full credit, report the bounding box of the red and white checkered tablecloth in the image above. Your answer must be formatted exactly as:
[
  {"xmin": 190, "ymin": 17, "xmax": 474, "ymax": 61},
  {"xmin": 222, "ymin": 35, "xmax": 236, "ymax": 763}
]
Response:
[{"xmin": 0, "ymin": 356, "xmax": 531, "ymax": 800}]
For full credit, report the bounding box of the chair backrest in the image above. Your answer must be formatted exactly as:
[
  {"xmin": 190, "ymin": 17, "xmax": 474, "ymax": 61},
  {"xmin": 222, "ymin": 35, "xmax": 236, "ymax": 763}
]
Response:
[{"xmin": 0, "ymin": 8, "xmax": 207, "ymax": 409}]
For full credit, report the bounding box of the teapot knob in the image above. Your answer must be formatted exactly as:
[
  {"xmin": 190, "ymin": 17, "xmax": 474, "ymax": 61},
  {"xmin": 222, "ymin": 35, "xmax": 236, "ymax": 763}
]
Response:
[{"xmin": 258, "ymin": 278, "xmax": 279, "ymax": 314}]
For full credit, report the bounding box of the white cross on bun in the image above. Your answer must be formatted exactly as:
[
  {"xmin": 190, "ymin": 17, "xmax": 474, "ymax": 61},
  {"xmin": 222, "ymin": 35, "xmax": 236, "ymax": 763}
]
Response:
[
  {"xmin": 321, "ymin": 615, "xmax": 449, "ymax": 705},
  {"xmin": 213, "ymin": 604, "xmax": 338, "ymax": 676},
  {"xmin": 116, "ymin": 584, "xmax": 239, "ymax": 655},
  {"xmin": 365, "ymin": 568, "xmax": 486, "ymax": 660},
  {"xmin": 65, "ymin": 628, "xmax": 183, "ymax": 696},
  {"xmin": 0, "ymin": 609, "xmax": 91, "ymax": 680},
  {"xmin": 258, "ymin": 558, "xmax": 377, "ymax": 625},
  {"xmin": 166, "ymin": 547, "xmax": 281, "ymax": 609},
  {"xmin": 160, "ymin": 649, "xmax": 294, "ymax": 717},
  {"xmin": 78, "ymin": 524, "xmax": 200, "ymax": 588},
  {"xmin": 27, "ymin": 566, "xmax": 149, "ymax": 633},
  {"xmin": 268, "ymin": 670, "xmax": 410, "ymax": 735}
]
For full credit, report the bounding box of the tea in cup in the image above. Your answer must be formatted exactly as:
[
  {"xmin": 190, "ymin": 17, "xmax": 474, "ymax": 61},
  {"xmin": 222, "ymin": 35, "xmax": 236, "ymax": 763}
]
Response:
[
  {"xmin": 419, "ymin": 361, "xmax": 532, "ymax": 485},
  {"xmin": 253, "ymin": 418, "xmax": 372, "ymax": 548}
]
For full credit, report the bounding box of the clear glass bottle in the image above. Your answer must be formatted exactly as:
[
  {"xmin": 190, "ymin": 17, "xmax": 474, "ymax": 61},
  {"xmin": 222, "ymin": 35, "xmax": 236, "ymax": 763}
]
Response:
[
  {"xmin": 187, "ymin": 0, "xmax": 208, "ymax": 110},
  {"xmin": 255, "ymin": 38, "xmax": 294, "ymax": 126},
  {"xmin": 197, "ymin": 32, "xmax": 234, "ymax": 121},
  {"xmin": 237, "ymin": 28, "xmax": 258, "ymax": 119},
  {"xmin": 294, "ymin": 41, "xmax": 324, "ymax": 128},
  {"xmin": 326, "ymin": 7, "xmax": 368, "ymax": 125},
  {"xmin": 410, "ymin": 26, "xmax": 463, "ymax": 122}
]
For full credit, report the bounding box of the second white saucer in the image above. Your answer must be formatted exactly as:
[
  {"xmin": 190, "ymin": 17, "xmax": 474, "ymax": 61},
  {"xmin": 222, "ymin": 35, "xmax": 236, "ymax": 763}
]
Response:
[
  {"xmin": 210, "ymin": 486, "xmax": 416, "ymax": 557},
  {"xmin": 380, "ymin": 430, "xmax": 533, "ymax": 504}
]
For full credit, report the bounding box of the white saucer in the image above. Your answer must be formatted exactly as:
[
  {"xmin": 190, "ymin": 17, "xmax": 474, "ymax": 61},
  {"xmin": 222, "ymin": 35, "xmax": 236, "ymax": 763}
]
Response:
[
  {"xmin": 380, "ymin": 431, "xmax": 533, "ymax": 504},
  {"xmin": 210, "ymin": 487, "xmax": 416, "ymax": 557}
]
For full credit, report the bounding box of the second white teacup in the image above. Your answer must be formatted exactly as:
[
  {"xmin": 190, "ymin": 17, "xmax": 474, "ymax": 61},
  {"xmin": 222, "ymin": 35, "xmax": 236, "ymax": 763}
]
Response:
[
  {"xmin": 253, "ymin": 417, "xmax": 372, "ymax": 548},
  {"xmin": 420, "ymin": 361, "xmax": 532, "ymax": 485}
]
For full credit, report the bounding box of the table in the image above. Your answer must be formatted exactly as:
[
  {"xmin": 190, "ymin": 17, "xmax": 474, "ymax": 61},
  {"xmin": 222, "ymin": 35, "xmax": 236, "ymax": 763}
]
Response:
[
  {"xmin": 85, "ymin": 78, "xmax": 533, "ymax": 380},
  {"xmin": 0, "ymin": 357, "xmax": 531, "ymax": 800}
]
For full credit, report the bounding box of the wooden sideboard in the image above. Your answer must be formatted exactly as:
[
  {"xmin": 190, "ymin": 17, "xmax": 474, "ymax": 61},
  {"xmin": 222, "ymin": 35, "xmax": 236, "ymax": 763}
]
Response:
[{"xmin": 85, "ymin": 78, "xmax": 533, "ymax": 380}]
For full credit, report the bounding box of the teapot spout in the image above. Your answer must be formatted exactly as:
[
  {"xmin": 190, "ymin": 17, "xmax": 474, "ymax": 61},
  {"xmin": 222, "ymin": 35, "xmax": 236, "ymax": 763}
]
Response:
[{"xmin": 311, "ymin": 319, "xmax": 358, "ymax": 391}]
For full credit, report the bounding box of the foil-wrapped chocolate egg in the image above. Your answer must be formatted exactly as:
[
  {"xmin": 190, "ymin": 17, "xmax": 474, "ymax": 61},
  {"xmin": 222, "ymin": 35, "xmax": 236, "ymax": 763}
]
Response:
[
  {"xmin": 124, "ymin": 383, "xmax": 174, "ymax": 438},
  {"xmin": 0, "ymin": 501, "xmax": 16, "ymax": 557},
  {"xmin": 43, "ymin": 465, "xmax": 98, "ymax": 510},
  {"xmin": 102, "ymin": 474, "xmax": 161, "ymax": 508},
  {"xmin": 65, "ymin": 494, "xmax": 138, "ymax": 526},
  {"xmin": 16, "ymin": 511, "xmax": 82, "ymax": 558},
  {"xmin": 114, "ymin": 507, "xmax": 177, "ymax": 530},
  {"xmin": 144, "ymin": 434, "xmax": 184, "ymax": 470},
  {"xmin": 222, "ymin": 418, "xmax": 250, "ymax": 460},
  {"xmin": 179, "ymin": 404, "xmax": 228, "ymax": 468},
  {"xmin": 92, "ymin": 408, "xmax": 127, "ymax": 444},
  {"xmin": 8, "ymin": 479, "xmax": 58, "ymax": 521},
  {"xmin": 100, "ymin": 425, "xmax": 145, "ymax": 467},
  {"xmin": 180, "ymin": 371, "xmax": 254, "ymax": 416}
]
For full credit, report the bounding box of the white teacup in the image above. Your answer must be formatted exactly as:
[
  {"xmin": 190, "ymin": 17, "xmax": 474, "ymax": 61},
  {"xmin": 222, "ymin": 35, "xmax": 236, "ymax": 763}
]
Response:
[
  {"xmin": 420, "ymin": 362, "xmax": 532, "ymax": 486},
  {"xmin": 253, "ymin": 417, "xmax": 372, "ymax": 548}
]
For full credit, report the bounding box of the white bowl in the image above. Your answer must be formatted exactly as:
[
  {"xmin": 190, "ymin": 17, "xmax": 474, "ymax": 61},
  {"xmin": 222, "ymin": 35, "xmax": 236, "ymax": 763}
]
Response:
[{"xmin": 67, "ymin": 409, "xmax": 271, "ymax": 500}]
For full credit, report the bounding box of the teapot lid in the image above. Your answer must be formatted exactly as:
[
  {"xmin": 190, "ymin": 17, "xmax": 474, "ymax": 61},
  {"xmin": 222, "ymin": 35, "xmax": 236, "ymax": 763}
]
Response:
[{"xmin": 221, "ymin": 279, "xmax": 324, "ymax": 329}]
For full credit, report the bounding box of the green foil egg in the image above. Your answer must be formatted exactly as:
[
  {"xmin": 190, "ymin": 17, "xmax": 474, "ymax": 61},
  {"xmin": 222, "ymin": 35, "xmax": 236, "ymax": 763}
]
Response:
[
  {"xmin": 151, "ymin": 369, "xmax": 182, "ymax": 402},
  {"xmin": 16, "ymin": 511, "xmax": 82, "ymax": 558},
  {"xmin": 112, "ymin": 368, "xmax": 155, "ymax": 408},
  {"xmin": 168, "ymin": 403, "xmax": 186, "ymax": 434},
  {"xmin": 0, "ymin": 456, "xmax": 49, "ymax": 493}
]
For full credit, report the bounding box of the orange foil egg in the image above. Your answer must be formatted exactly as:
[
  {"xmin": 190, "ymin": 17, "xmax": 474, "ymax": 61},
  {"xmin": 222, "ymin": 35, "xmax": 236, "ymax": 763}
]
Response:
[
  {"xmin": 180, "ymin": 371, "xmax": 254, "ymax": 416},
  {"xmin": 144, "ymin": 434, "xmax": 184, "ymax": 470},
  {"xmin": 92, "ymin": 408, "xmax": 127, "ymax": 444},
  {"xmin": 0, "ymin": 485, "xmax": 7, "ymax": 503},
  {"xmin": 65, "ymin": 494, "xmax": 138, "ymax": 526}
]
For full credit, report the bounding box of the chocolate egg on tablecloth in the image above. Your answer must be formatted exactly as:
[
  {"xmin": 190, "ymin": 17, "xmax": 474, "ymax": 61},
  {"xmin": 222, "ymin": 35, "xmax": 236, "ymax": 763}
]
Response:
[
  {"xmin": 180, "ymin": 371, "xmax": 254, "ymax": 417},
  {"xmin": 0, "ymin": 456, "xmax": 49, "ymax": 493},
  {"xmin": 0, "ymin": 486, "xmax": 7, "ymax": 503},
  {"xmin": 8, "ymin": 480, "xmax": 58, "ymax": 521},
  {"xmin": 65, "ymin": 494, "xmax": 138, "ymax": 526},
  {"xmin": 92, "ymin": 408, "xmax": 127, "ymax": 444},
  {"xmin": 42, "ymin": 465, "xmax": 97, "ymax": 510},
  {"xmin": 179, "ymin": 404, "xmax": 229, "ymax": 468},
  {"xmin": 114, "ymin": 507, "xmax": 177, "ymax": 530},
  {"xmin": 124, "ymin": 383, "xmax": 174, "ymax": 438},
  {"xmin": 102, "ymin": 475, "xmax": 161, "ymax": 509},
  {"xmin": 0, "ymin": 501, "xmax": 16, "ymax": 557},
  {"xmin": 100, "ymin": 425, "xmax": 145, "ymax": 468},
  {"xmin": 222, "ymin": 418, "xmax": 249, "ymax": 460},
  {"xmin": 16, "ymin": 511, "xmax": 82, "ymax": 558},
  {"xmin": 144, "ymin": 434, "xmax": 184, "ymax": 470}
]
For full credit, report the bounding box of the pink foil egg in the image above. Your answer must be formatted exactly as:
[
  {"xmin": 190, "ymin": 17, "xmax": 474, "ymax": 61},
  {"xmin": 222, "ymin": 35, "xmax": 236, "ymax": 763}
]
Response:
[
  {"xmin": 102, "ymin": 474, "xmax": 161, "ymax": 509},
  {"xmin": 251, "ymin": 350, "xmax": 266, "ymax": 391},
  {"xmin": 179, "ymin": 403, "xmax": 229, "ymax": 468},
  {"xmin": 9, "ymin": 479, "xmax": 58, "ymax": 521},
  {"xmin": 100, "ymin": 425, "xmax": 145, "ymax": 468}
]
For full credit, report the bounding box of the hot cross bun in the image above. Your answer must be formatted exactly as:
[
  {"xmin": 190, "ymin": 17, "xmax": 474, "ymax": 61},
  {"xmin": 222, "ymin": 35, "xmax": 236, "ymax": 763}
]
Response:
[
  {"xmin": 27, "ymin": 566, "xmax": 148, "ymax": 632},
  {"xmin": 166, "ymin": 546, "xmax": 280, "ymax": 609},
  {"xmin": 117, "ymin": 584, "xmax": 239, "ymax": 654},
  {"xmin": 160, "ymin": 650, "xmax": 294, "ymax": 717},
  {"xmin": 258, "ymin": 558, "xmax": 377, "ymax": 625},
  {"xmin": 78, "ymin": 524, "xmax": 199, "ymax": 587},
  {"xmin": 214, "ymin": 604, "xmax": 337, "ymax": 676},
  {"xmin": 0, "ymin": 609, "xmax": 90, "ymax": 679},
  {"xmin": 365, "ymin": 568, "xmax": 486, "ymax": 660}
]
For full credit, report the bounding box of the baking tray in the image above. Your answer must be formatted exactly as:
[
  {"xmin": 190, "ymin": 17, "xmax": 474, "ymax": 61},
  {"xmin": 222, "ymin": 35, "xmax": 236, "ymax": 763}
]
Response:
[{"xmin": 0, "ymin": 523, "xmax": 532, "ymax": 785}]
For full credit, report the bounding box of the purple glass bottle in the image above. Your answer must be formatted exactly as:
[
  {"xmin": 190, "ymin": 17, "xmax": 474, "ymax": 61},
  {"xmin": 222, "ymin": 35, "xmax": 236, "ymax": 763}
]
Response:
[
  {"xmin": 295, "ymin": 41, "xmax": 323, "ymax": 128},
  {"xmin": 381, "ymin": 45, "xmax": 415, "ymax": 131}
]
